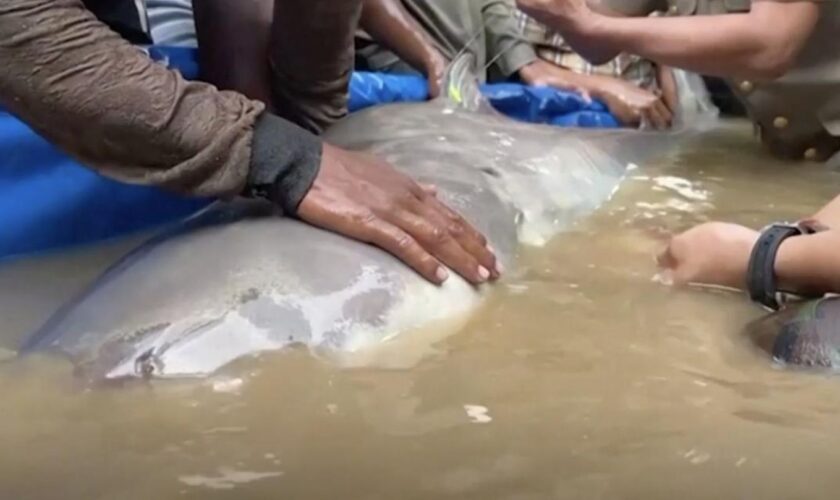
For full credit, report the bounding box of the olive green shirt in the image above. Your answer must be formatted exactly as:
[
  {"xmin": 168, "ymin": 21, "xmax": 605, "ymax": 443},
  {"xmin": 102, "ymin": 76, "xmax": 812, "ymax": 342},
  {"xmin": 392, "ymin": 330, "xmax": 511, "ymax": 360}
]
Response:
[
  {"xmin": 359, "ymin": 0, "xmax": 538, "ymax": 82},
  {"xmin": 601, "ymin": 0, "xmax": 840, "ymax": 161}
]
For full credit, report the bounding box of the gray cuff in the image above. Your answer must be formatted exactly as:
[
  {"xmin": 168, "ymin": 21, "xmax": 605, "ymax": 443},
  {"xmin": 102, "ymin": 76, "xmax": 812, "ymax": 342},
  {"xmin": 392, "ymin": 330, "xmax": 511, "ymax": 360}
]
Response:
[
  {"xmin": 246, "ymin": 112, "xmax": 323, "ymax": 215},
  {"xmin": 498, "ymin": 43, "xmax": 538, "ymax": 78}
]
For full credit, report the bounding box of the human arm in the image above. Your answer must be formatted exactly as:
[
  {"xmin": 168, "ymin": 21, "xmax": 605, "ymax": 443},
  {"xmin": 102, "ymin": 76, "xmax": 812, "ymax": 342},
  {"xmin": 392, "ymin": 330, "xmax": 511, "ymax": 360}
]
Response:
[
  {"xmin": 0, "ymin": 0, "xmax": 293, "ymax": 201},
  {"xmin": 517, "ymin": 0, "xmax": 663, "ymax": 65},
  {"xmin": 193, "ymin": 0, "xmax": 275, "ymax": 108},
  {"xmin": 518, "ymin": 59, "xmax": 673, "ymax": 128},
  {"xmin": 656, "ymin": 65, "xmax": 679, "ymax": 115},
  {"xmin": 1, "ymin": 0, "xmax": 498, "ymax": 285},
  {"xmin": 770, "ymin": 193, "xmax": 840, "ymax": 294},
  {"xmin": 360, "ymin": 0, "xmax": 448, "ymax": 98},
  {"xmin": 809, "ymin": 194, "xmax": 840, "ymax": 227},
  {"xmin": 657, "ymin": 218, "xmax": 840, "ymax": 297},
  {"xmin": 774, "ymin": 230, "xmax": 840, "ymax": 295},
  {"xmin": 516, "ymin": 0, "xmax": 820, "ymax": 80}
]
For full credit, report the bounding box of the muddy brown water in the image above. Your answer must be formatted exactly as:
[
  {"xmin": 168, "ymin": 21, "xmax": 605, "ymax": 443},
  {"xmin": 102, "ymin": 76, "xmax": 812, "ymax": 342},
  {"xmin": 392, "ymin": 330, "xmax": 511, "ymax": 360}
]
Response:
[{"xmin": 2, "ymin": 121, "xmax": 840, "ymax": 500}]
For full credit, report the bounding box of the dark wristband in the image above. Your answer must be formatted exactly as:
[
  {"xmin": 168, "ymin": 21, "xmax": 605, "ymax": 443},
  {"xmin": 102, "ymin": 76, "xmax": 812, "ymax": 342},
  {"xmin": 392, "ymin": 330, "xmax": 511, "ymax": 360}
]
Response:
[
  {"xmin": 746, "ymin": 223, "xmax": 811, "ymax": 310},
  {"xmin": 246, "ymin": 112, "xmax": 323, "ymax": 216}
]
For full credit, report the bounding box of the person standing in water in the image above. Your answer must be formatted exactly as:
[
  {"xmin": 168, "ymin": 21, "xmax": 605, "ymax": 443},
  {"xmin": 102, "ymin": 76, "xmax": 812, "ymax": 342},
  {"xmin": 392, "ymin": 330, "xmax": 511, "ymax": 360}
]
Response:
[
  {"xmin": 0, "ymin": 0, "xmax": 499, "ymax": 287},
  {"xmin": 517, "ymin": 0, "xmax": 840, "ymax": 162}
]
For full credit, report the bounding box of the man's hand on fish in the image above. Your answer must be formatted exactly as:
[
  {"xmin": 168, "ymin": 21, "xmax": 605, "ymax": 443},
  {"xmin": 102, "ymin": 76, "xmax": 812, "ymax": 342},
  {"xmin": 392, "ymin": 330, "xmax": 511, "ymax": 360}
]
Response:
[
  {"xmin": 590, "ymin": 76, "xmax": 672, "ymax": 129},
  {"xmin": 360, "ymin": 0, "xmax": 449, "ymax": 100},
  {"xmin": 517, "ymin": 59, "xmax": 594, "ymax": 100},
  {"xmin": 297, "ymin": 144, "xmax": 501, "ymax": 286},
  {"xmin": 425, "ymin": 53, "xmax": 448, "ymax": 100},
  {"xmin": 519, "ymin": 60, "xmax": 672, "ymax": 129}
]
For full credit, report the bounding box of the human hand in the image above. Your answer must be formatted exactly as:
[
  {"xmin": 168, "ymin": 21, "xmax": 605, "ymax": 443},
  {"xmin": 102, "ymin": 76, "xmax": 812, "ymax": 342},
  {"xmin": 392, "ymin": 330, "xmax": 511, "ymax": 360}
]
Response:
[
  {"xmin": 656, "ymin": 65, "xmax": 679, "ymax": 117},
  {"xmin": 517, "ymin": 0, "xmax": 594, "ymax": 31},
  {"xmin": 425, "ymin": 53, "xmax": 448, "ymax": 99},
  {"xmin": 591, "ymin": 76, "xmax": 672, "ymax": 129},
  {"xmin": 517, "ymin": 60, "xmax": 593, "ymax": 100},
  {"xmin": 656, "ymin": 222, "xmax": 759, "ymax": 289},
  {"xmin": 297, "ymin": 144, "xmax": 500, "ymax": 285}
]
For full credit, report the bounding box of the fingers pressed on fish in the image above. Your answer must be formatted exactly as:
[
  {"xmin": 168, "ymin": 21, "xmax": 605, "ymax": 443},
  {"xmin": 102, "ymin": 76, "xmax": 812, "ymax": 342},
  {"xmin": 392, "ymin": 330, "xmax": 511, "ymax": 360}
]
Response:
[
  {"xmin": 420, "ymin": 183, "xmax": 439, "ymax": 196},
  {"xmin": 296, "ymin": 143, "xmax": 500, "ymax": 286},
  {"xmin": 428, "ymin": 195, "xmax": 491, "ymax": 249},
  {"xmin": 656, "ymin": 243, "xmax": 677, "ymax": 269},
  {"xmin": 360, "ymin": 212, "xmax": 449, "ymax": 284},
  {"xmin": 413, "ymin": 196, "xmax": 498, "ymax": 280},
  {"xmin": 654, "ymin": 99, "xmax": 673, "ymax": 128},
  {"xmin": 389, "ymin": 206, "xmax": 489, "ymax": 285},
  {"xmin": 643, "ymin": 104, "xmax": 667, "ymax": 130}
]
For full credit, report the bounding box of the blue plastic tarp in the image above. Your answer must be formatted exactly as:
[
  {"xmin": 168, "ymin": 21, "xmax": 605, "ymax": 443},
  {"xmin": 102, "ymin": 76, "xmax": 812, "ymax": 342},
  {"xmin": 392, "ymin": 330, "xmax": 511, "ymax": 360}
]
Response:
[
  {"xmin": 480, "ymin": 83, "xmax": 619, "ymax": 128},
  {"xmin": 0, "ymin": 118, "xmax": 210, "ymax": 258},
  {"xmin": 347, "ymin": 72, "xmax": 619, "ymax": 128},
  {"xmin": 0, "ymin": 47, "xmax": 210, "ymax": 261},
  {"xmin": 0, "ymin": 46, "xmax": 618, "ymax": 260},
  {"xmin": 348, "ymin": 72, "xmax": 430, "ymax": 112}
]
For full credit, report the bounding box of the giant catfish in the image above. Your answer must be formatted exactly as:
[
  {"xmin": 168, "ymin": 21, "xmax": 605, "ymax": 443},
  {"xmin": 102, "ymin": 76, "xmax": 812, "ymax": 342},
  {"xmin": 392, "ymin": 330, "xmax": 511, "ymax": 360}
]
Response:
[{"xmin": 21, "ymin": 57, "xmax": 689, "ymax": 380}]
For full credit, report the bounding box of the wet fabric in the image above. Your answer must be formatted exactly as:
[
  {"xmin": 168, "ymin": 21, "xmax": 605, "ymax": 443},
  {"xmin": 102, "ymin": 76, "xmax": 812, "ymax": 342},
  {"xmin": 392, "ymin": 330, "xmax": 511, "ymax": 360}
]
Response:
[
  {"xmin": 350, "ymin": 72, "xmax": 618, "ymax": 127},
  {"xmin": 0, "ymin": 0, "xmax": 264, "ymax": 208}
]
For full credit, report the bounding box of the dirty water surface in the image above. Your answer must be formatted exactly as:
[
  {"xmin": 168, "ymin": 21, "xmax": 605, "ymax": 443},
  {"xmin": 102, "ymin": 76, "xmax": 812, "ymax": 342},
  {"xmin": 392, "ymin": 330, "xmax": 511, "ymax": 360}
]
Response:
[{"xmin": 1, "ymin": 121, "xmax": 840, "ymax": 499}]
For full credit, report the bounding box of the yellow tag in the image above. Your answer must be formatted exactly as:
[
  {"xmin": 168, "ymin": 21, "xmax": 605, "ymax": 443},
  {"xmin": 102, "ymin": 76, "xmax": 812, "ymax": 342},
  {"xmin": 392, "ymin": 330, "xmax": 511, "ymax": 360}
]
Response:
[{"xmin": 448, "ymin": 82, "xmax": 462, "ymax": 104}]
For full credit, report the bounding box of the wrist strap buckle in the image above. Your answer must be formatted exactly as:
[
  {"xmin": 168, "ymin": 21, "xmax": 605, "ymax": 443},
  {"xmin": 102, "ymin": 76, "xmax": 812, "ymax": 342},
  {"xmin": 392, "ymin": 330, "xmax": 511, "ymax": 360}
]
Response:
[{"xmin": 746, "ymin": 222, "xmax": 805, "ymax": 311}]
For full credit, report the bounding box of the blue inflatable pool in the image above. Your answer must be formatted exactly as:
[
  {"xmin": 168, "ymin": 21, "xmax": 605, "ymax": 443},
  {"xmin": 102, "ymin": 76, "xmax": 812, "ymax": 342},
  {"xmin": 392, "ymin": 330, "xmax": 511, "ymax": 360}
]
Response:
[{"xmin": 0, "ymin": 46, "xmax": 617, "ymax": 261}]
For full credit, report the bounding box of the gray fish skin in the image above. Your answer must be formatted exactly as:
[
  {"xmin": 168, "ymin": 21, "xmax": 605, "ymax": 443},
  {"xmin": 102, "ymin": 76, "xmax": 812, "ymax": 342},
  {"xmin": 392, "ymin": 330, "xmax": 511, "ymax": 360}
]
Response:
[
  {"xmin": 745, "ymin": 297, "xmax": 840, "ymax": 369},
  {"xmin": 21, "ymin": 85, "xmax": 675, "ymax": 381}
]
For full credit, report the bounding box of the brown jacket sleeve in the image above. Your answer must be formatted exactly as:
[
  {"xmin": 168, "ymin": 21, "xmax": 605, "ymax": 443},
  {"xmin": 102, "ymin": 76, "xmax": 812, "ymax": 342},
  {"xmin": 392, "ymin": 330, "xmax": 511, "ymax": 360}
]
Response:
[{"xmin": 0, "ymin": 0, "xmax": 263, "ymax": 199}]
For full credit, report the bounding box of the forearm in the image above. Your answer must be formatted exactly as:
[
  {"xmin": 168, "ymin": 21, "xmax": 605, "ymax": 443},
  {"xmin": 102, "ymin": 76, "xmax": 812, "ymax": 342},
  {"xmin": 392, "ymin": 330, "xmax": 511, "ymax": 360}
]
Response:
[
  {"xmin": 518, "ymin": 61, "xmax": 631, "ymax": 101},
  {"xmin": 576, "ymin": 0, "xmax": 651, "ymax": 63},
  {"xmin": 810, "ymin": 194, "xmax": 840, "ymax": 227},
  {"xmin": 586, "ymin": 15, "xmax": 772, "ymax": 79},
  {"xmin": 657, "ymin": 65, "xmax": 679, "ymax": 113},
  {"xmin": 193, "ymin": 0, "xmax": 275, "ymax": 107},
  {"xmin": 566, "ymin": 1, "xmax": 817, "ymax": 80},
  {"xmin": 518, "ymin": 61, "xmax": 587, "ymax": 90},
  {"xmin": 776, "ymin": 230, "xmax": 840, "ymax": 296},
  {"xmin": 270, "ymin": 0, "xmax": 363, "ymax": 132},
  {"xmin": 552, "ymin": 26, "xmax": 621, "ymax": 66},
  {"xmin": 360, "ymin": 0, "xmax": 446, "ymax": 77}
]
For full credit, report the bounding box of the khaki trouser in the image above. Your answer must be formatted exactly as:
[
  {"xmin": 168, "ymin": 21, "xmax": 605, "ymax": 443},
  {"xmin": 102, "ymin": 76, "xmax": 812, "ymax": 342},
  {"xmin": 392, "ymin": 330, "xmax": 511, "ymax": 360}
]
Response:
[{"xmin": 194, "ymin": 0, "xmax": 363, "ymax": 134}]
